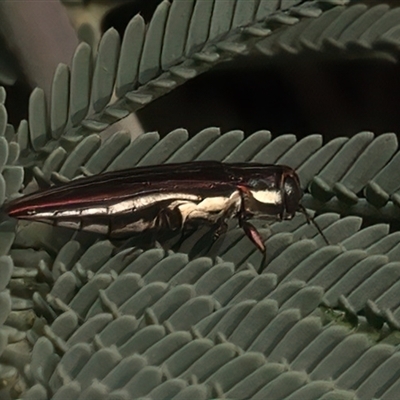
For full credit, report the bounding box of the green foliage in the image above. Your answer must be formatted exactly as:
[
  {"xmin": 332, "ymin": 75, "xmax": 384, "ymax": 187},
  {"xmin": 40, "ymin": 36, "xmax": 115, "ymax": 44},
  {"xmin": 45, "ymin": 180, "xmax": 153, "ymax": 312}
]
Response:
[{"xmin": 2, "ymin": 1, "xmax": 400, "ymax": 399}]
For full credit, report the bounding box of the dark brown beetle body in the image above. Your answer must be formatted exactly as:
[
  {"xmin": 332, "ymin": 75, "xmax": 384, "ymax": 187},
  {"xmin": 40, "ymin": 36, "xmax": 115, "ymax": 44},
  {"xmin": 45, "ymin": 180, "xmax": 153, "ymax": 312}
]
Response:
[{"xmin": 5, "ymin": 161, "xmax": 306, "ymax": 252}]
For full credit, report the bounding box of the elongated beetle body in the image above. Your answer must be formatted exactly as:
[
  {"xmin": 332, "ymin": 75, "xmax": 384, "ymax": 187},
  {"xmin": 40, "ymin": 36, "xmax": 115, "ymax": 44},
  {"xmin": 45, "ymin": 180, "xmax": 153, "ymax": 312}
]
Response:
[{"xmin": 5, "ymin": 161, "xmax": 317, "ymax": 252}]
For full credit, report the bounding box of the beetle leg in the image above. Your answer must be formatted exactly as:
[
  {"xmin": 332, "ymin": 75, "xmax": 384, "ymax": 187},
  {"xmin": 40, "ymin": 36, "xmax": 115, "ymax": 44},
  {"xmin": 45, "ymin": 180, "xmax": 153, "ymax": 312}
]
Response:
[
  {"xmin": 239, "ymin": 219, "xmax": 266, "ymax": 253},
  {"xmin": 213, "ymin": 220, "xmax": 228, "ymax": 240},
  {"xmin": 211, "ymin": 196, "xmax": 242, "ymax": 241},
  {"xmin": 237, "ymin": 186, "xmax": 266, "ymax": 253},
  {"xmin": 155, "ymin": 206, "xmax": 183, "ymax": 231}
]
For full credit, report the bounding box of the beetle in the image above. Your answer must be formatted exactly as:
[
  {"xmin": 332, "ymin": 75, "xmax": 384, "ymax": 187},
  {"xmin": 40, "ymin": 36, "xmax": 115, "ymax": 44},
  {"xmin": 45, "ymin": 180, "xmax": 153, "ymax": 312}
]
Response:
[{"xmin": 4, "ymin": 161, "xmax": 326, "ymax": 253}]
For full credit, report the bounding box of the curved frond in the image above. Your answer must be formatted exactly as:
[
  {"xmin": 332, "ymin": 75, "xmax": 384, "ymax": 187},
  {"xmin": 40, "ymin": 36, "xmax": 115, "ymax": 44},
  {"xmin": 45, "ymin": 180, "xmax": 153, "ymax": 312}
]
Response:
[
  {"xmin": 256, "ymin": 3, "xmax": 400, "ymax": 58},
  {"xmin": 28, "ymin": 128, "xmax": 400, "ymax": 225},
  {"xmin": 0, "ymin": 256, "xmax": 14, "ymax": 391},
  {"xmin": 22, "ymin": 246, "xmax": 400, "ymax": 399},
  {"xmin": 19, "ymin": 0, "xmax": 400, "ymax": 169},
  {"xmin": 0, "ymin": 100, "xmax": 24, "ymax": 206}
]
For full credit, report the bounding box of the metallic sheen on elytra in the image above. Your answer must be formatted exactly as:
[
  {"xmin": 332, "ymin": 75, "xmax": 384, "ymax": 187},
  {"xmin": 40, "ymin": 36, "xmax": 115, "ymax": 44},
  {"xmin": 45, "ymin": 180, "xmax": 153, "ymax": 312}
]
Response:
[{"xmin": 4, "ymin": 161, "xmax": 304, "ymax": 253}]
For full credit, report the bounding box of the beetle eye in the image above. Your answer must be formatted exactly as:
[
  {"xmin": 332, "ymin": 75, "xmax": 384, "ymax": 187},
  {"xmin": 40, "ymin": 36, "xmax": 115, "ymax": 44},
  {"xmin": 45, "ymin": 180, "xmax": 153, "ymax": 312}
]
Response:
[{"xmin": 283, "ymin": 175, "xmax": 302, "ymax": 215}]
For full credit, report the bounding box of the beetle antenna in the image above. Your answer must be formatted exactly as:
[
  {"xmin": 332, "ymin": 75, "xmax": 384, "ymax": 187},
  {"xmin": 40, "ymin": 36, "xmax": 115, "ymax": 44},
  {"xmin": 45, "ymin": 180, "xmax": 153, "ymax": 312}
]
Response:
[{"xmin": 298, "ymin": 204, "xmax": 329, "ymax": 245}]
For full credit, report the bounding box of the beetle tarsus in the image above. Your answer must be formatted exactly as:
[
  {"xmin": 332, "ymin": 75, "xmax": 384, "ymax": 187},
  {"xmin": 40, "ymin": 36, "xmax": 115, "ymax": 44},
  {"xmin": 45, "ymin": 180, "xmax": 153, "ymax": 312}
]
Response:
[{"xmin": 258, "ymin": 250, "xmax": 267, "ymax": 274}]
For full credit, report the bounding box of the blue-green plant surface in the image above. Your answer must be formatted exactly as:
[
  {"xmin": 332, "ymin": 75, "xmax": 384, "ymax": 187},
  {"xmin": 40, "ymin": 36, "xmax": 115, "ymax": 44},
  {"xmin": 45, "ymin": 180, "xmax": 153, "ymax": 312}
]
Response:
[{"xmin": 2, "ymin": 1, "xmax": 400, "ymax": 399}]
